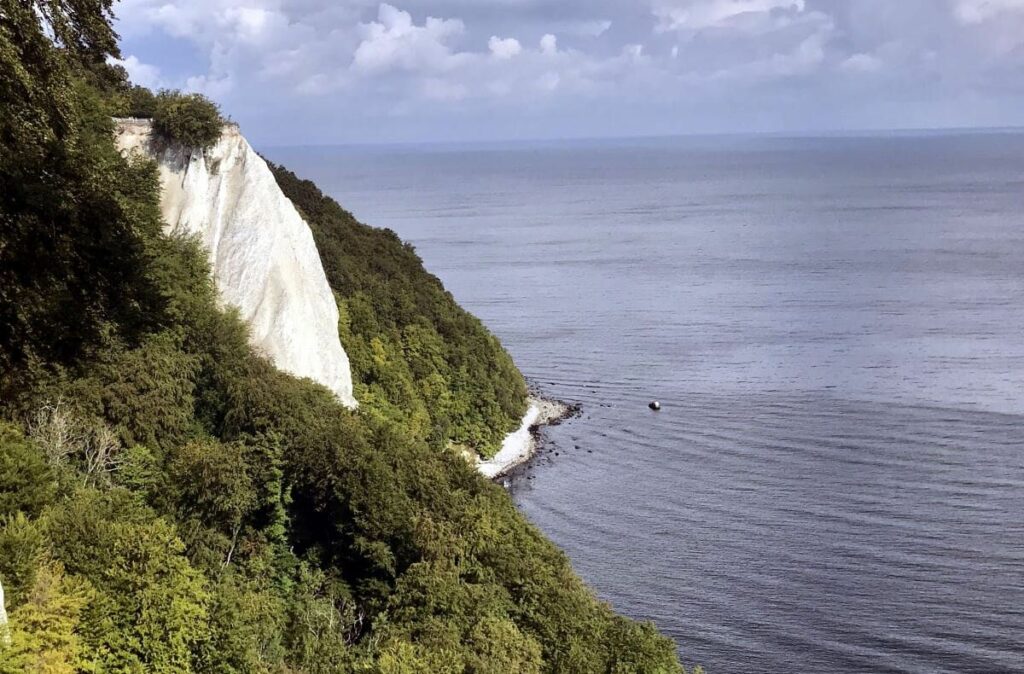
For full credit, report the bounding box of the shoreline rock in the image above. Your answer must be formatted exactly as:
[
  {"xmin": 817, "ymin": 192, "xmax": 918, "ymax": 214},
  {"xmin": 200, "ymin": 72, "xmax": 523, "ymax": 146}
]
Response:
[{"xmin": 476, "ymin": 394, "xmax": 579, "ymax": 479}]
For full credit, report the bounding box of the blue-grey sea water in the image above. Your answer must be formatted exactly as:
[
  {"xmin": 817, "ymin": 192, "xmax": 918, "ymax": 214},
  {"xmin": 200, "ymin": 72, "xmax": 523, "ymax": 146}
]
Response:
[{"xmin": 268, "ymin": 132, "xmax": 1024, "ymax": 674}]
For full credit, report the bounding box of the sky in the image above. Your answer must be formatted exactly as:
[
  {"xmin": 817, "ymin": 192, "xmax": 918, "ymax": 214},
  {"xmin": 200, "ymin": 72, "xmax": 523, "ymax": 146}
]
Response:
[{"xmin": 113, "ymin": 0, "xmax": 1024, "ymax": 145}]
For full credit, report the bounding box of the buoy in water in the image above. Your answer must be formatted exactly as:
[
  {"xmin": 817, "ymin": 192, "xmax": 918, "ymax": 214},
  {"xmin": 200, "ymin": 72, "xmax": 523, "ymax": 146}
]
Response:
[{"xmin": 649, "ymin": 401, "xmax": 661, "ymax": 411}]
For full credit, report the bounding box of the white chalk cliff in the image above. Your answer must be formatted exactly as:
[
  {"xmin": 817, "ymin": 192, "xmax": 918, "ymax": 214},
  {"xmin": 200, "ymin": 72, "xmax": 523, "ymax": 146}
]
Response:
[
  {"xmin": 115, "ymin": 120, "xmax": 356, "ymax": 408},
  {"xmin": 0, "ymin": 577, "xmax": 7, "ymax": 644}
]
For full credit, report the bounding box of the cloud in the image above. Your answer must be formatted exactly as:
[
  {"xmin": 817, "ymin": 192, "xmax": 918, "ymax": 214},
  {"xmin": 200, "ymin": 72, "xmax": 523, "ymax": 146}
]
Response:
[
  {"xmin": 654, "ymin": 0, "xmax": 806, "ymax": 32},
  {"xmin": 353, "ymin": 4, "xmax": 466, "ymax": 73},
  {"xmin": 953, "ymin": 0, "xmax": 1024, "ymax": 23},
  {"xmin": 558, "ymin": 19, "xmax": 613, "ymax": 37},
  {"xmin": 839, "ymin": 52, "xmax": 883, "ymax": 73},
  {"xmin": 540, "ymin": 33, "xmax": 559, "ymax": 55},
  {"xmin": 185, "ymin": 73, "xmax": 233, "ymax": 98},
  {"xmin": 701, "ymin": 19, "xmax": 830, "ymax": 81},
  {"xmin": 111, "ymin": 0, "xmax": 1024, "ymax": 143},
  {"xmin": 110, "ymin": 54, "xmax": 163, "ymax": 89},
  {"xmin": 488, "ymin": 36, "xmax": 522, "ymax": 59}
]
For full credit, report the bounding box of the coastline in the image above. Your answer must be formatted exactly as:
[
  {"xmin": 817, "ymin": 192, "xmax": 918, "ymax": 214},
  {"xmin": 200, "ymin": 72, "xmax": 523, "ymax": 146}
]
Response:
[{"xmin": 477, "ymin": 395, "xmax": 577, "ymax": 479}]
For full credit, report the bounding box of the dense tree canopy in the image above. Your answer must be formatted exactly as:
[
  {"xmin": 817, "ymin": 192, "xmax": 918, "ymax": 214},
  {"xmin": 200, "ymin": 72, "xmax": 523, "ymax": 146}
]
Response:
[
  {"xmin": 0, "ymin": 0, "xmax": 691, "ymax": 671},
  {"xmin": 0, "ymin": 0, "xmax": 166, "ymax": 400}
]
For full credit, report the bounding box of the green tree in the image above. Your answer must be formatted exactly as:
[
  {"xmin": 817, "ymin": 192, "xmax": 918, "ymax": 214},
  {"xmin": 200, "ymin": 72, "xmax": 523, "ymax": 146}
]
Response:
[
  {"xmin": 46, "ymin": 492, "xmax": 209, "ymax": 672},
  {"xmin": 0, "ymin": 424, "xmax": 55, "ymax": 518},
  {"xmin": 465, "ymin": 616, "xmax": 543, "ymax": 674},
  {"xmin": 284, "ymin": 566, "xmax": 355, "ymax": 674},
  {"xmin": 67, "ymin": 331, "xmax": 199, "ymax": 452},
  {"xmin": 196, "ymin": 573, "xmax": 288, "ymax": 674},
  {"xmin": 166, "ymin": 438, "xmax": 258, "ymax": 566},
  {"xmin": 152, "ymin": 90, "xmax": 223, "ymax": 150},
  {"xmin": 0, "ymin": 513, "xmax": 47, "ymax": 609},
  {"xmin": 124, "ymin": 85, "xmax": 157, "ymax": 117},
  {"xmin": 0, "ymin": 562, "xmax": 93, "ymax": 674}
]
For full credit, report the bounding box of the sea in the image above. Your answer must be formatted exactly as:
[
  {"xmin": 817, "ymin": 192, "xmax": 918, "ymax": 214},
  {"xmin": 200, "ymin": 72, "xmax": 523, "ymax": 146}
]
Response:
[{"xmin": 267, "ymin": 131, "xmax": 1024, "ymax": 674}]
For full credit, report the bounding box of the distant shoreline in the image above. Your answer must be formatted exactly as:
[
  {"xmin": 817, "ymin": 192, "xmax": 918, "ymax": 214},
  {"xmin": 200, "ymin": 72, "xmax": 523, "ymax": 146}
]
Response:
[{"xmin": 477, "ymin": 393, "xmax": 579, "ymax": 479}]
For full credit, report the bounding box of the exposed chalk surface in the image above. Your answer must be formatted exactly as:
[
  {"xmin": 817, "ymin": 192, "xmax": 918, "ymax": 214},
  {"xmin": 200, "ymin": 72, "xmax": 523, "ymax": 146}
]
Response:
[
  {"xmin": 478, "ymin": 397, "xmax": 570, "ymax": 478},
  {"xmin": 0, "ymin": 577, "xmax": 8, "ymax": 643},
  {"xmin": 115, "ymin": 120, "xmax": 356, "ymax": 408}
]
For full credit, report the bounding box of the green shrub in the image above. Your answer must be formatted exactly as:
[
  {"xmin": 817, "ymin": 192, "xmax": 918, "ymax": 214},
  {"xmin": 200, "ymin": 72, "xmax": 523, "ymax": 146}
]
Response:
[
  {"xmin": 124, "ymin": 84, "xmax": 157, "ymax": 118},
  {"xmin": 0, "ymin": 424, "xmax": 55, "ymax": 518},
  {"xmin": 152, "ymin": 90, "xmax": 224, "ymax": 150}
]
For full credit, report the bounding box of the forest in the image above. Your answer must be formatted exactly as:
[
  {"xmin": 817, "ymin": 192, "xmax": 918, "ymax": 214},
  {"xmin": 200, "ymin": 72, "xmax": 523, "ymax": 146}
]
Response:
[{"xmin": 0, "ymin": 0, "xmax": 689, "ymax": 671}]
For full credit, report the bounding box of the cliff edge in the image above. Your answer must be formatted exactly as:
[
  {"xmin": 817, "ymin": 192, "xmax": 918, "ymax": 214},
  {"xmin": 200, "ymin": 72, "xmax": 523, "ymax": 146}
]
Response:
[{"xmin": 114, "ymin": 120, "xmax": 357, "ymax": 409}]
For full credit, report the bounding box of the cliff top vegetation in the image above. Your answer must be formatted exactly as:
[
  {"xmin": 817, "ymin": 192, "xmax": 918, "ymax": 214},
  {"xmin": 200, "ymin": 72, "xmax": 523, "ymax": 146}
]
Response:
[{"xmin": 151, "ymin": 90, "xmax": 224, "ymax": 150}]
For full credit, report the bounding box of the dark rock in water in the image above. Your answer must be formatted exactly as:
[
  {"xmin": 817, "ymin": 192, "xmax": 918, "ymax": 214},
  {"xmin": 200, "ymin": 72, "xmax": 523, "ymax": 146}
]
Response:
[{"xmin": 649, "ymin": 401, "xmax": 662, "ymax": 411}]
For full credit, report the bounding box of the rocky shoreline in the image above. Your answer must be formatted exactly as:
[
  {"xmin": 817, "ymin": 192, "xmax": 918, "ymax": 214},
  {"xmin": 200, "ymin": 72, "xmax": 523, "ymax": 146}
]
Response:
[{"xmin": 476, "ymin": 393, "xmax": 580, "ymax": 479}]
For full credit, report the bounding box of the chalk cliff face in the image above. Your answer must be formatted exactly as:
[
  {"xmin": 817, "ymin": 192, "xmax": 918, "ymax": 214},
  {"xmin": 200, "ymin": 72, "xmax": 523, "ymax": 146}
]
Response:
[
  {"xmin": 115, "ymin": 120, "xmax": 356, "ymax": 408},
  {"xmin": 0, "ymin": 577, "xmax": 7, "ymax": 640}
]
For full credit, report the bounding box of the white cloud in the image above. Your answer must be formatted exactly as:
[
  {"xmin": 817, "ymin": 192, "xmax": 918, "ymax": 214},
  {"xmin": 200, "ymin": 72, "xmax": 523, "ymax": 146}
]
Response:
[
  {"xmin": 953, "ymin": 0, "xmax": 1024, "ymax": 23},
  {"xmin": 185, "ymin": 73, "xmax": 233, "ymax": 97},
  {"xmin": 222, "ymin": 7, "xmax": 279, "ymax": 45},
  {"xmin": 840, "ymin": 52, "xmax": 883, "ymax": 73},
  {"xmin": 697, "ymin": 19, "xmax": 831, "ymax": 82},
  {"xmin": 654, "ymin": 0, "xmax": 805, "ymax": 32},
  {"xmin": 119, "ymin": 0, "xmax": 288, "ymax": 44},
  {"xmin": 111, "ymin": 54, "xmax": 163, "ymax": 89},
  {"xmin": 540, "ymin": 33, "xmax": 558, "ymax": 55},
  {"xmin": 353, "ymin": 4, "xmax": 466, "ymax": 73},
  {"xmin": 488, "ymin": 36, "xmax": 522, "ymax": 59}
]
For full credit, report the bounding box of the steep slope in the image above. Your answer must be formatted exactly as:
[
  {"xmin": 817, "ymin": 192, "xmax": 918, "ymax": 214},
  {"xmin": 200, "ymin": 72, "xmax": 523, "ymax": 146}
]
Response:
[
  {"xmin": 268, "ymin": 163, "xmax": 528, "ymax": 457},
  {"xmin": 114, "ymin": 120, "xmax": 357, "ymax": 408}
]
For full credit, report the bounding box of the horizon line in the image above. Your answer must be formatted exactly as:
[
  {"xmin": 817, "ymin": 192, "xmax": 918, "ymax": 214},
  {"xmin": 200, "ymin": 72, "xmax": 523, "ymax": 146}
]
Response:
[{"xmin": 258, "ymin": 123, "xmax": 1024, "ymax": 151}]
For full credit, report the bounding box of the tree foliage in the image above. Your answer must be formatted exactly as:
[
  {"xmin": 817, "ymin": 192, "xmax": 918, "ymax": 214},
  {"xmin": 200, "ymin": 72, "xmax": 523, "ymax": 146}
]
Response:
[
  {"xmin": 0, "ymin": 424, "xmax": 56, "ymax": 518},
  {"xmin": 0, "ymin": 0, "xmax": 167, "ymax": 402},
  {"xmin": 0, "ymin": 563, "xmax": 93, "ymax": 674},
  {"xmin": 123, "ymin": 85, "xmax": 157, "ymax": 118},
  {"xmin": 152, "ymin": 90, "xmax": 224, "ymax": 150}
]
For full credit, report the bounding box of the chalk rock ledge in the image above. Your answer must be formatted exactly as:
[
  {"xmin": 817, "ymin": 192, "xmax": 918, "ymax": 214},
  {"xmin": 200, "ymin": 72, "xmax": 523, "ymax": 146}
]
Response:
[{"xmin": 115, "ymin": 119, "xmax": 357, "ymax": 408}]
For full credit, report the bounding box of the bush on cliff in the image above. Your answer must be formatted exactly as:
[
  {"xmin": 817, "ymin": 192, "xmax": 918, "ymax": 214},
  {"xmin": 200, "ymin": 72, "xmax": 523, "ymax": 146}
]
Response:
[
  {"xmin": 152, "ymin": 90, "xmax": 224, "ymax": 150},
  {"xmin": 124, "ymin": 84, "xmax": 158, "ymax": 118}
]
